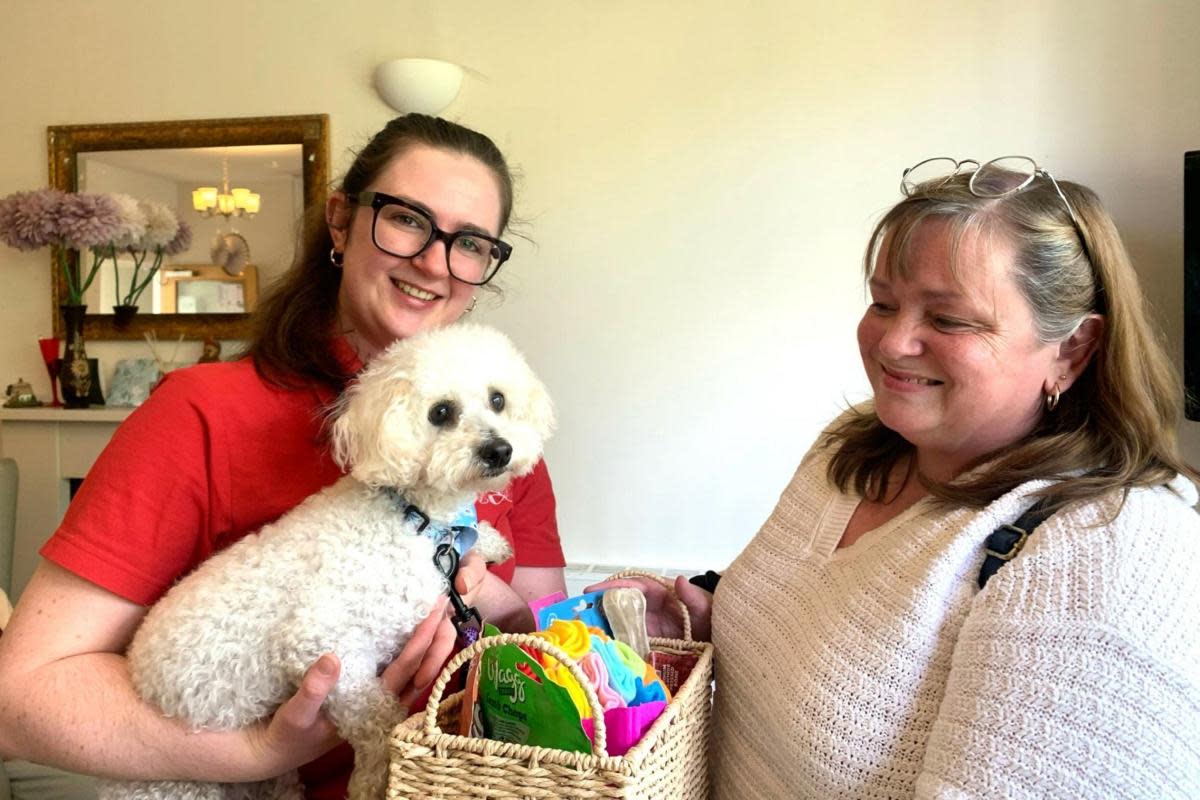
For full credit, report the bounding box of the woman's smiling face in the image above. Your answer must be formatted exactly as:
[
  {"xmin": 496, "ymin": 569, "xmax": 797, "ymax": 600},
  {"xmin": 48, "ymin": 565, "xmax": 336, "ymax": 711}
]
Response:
[
  {"xmin": 330, "ymin": 144, "xmax": 503, "ymax": 363},
  {"xmin": 856, "ymin": 219, "xmax": 1063, "ymax": 479}
]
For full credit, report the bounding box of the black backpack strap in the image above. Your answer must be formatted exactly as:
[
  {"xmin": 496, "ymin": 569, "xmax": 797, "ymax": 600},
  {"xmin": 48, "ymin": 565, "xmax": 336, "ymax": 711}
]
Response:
[{"xmin": 978, "ymin": 497, "xmax": 1056, "ymax": 589}]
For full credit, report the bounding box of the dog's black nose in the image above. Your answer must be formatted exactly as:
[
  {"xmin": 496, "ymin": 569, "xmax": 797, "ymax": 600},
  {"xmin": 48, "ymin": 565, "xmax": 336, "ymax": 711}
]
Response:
[{"xmin": 478, "ymin": 439, "xmax": 512, "ymax": 471}]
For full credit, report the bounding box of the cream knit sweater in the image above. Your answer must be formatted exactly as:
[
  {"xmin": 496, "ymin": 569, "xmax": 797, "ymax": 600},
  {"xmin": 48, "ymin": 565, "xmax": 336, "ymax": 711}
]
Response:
[{"xmin": 710, "ymin": 443, "xmax": 1200, "ymax": 799}]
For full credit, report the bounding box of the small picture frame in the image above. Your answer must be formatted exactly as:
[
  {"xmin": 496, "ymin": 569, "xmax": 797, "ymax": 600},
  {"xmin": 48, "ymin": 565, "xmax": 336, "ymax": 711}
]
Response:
[{"xmin": 106, "ymin": 358, "xmax": 163, "ymax": 407}]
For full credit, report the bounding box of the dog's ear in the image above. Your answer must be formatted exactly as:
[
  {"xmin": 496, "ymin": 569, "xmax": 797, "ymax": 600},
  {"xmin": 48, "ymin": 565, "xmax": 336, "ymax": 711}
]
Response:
[
  {"xmin": 523, "ymin": 374, "xmax": 557, "ymax": 443},
  {"xmin": 330, "ymin": 376, "xmax": 425, "ymax": 488}
]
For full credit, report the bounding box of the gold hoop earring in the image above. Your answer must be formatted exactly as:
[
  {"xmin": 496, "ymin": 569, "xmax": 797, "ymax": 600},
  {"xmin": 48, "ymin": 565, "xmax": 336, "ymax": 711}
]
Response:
[
  {"xmin": 329, "ymin": 248, "xmax": 343, "ymax": 268},
  {"xmin": 463, "ymin": 296, "xmax": 478, "ymax": 315},
  {"xmin": 1045, "ymin": 383, "xmax": 1061, "ymax": 411}
]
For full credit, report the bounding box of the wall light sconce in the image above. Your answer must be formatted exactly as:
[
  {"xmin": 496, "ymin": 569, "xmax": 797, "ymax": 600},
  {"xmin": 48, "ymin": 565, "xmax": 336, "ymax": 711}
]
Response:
[{"xmin": 374, "ymin": 58, "xmax": 464, "ymax": 115}]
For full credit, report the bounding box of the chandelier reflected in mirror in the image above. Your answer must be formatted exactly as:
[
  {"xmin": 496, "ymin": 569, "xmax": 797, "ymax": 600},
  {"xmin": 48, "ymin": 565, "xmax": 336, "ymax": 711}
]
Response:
[{"xmin": 192, "ymin": 154, "xmax": 261, "ymax": 219}]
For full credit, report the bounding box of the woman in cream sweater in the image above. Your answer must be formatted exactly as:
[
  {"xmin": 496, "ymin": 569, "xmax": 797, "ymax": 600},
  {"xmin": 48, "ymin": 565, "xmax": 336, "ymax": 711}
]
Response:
[{"xmin": 622, "ymin": 157, "xmax": 1200, "ymax": 799}]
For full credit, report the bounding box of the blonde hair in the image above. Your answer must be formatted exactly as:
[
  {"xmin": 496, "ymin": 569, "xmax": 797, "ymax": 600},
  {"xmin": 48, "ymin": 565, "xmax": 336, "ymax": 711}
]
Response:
[{"xmin": 826, "ymin": 171, "xmax": 1196, "ymax": 511}]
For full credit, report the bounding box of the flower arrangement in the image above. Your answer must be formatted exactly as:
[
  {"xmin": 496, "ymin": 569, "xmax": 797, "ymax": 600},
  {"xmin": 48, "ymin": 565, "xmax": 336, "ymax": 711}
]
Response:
[
  {"xmin": 108, "ymin": 195, "xmax": 193, "ymax": 309},
  {"xmin": 0, "ymin": 188, "xmax": 119, "ymax": 306},
  {"xmin": 0, "ymin": 188, "xmax": 192, "ymax": 309}
]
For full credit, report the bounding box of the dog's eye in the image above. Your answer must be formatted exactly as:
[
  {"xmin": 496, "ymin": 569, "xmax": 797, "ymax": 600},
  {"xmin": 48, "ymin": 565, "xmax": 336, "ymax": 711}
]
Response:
[
  {"xmin": 427, "ymin": 401, "xmax": 459, "ymax": 428},
  {"xmin": 489, "ymin": 390, "xmax": 505, "ymax": 413}
]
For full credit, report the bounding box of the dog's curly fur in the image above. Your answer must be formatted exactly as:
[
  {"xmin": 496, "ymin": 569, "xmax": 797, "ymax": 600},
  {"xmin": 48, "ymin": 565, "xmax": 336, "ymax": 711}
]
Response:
[{"xmin": 98, "ymin": 324, "xmax": 555, "ymax": 800}]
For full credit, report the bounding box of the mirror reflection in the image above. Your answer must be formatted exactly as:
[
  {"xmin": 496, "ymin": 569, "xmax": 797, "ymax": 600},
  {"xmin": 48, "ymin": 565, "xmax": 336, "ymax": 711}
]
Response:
[
  {"xmin": 48, "ymin": 114, "xmax": 328, "ymax": 341},
  {"xmin": 161, "ymin": 264, "xmax": 260, "ymax": 314},
  {"xmin": 76, "ymin": 145, "xmax": 302, "ymax": 316}
]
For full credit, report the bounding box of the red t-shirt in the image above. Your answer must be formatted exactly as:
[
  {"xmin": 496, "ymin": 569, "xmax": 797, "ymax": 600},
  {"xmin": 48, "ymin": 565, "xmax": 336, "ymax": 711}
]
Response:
[{"xmin": 41, "ymin": 349, "xmax": 563, "ymax": 798}]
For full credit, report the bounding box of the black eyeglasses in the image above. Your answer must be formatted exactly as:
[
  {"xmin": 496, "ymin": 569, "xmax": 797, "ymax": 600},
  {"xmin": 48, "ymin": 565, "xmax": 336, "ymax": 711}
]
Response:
[{"xmin": 347, "ymin": 190, "xmax": 512, "ymax": 286}]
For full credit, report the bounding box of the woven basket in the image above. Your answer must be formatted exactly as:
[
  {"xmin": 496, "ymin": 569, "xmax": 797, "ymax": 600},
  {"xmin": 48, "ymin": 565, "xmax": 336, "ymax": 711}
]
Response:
[{"xmin": 387, "ymin": 571, "xmax": 713, "ymax": 799}]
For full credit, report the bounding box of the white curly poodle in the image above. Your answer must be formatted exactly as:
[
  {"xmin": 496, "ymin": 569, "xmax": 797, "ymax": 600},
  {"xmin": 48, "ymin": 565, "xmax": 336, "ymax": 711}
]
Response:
[{"xmin": 98, "ymin": 323, "xmax": 555, "ymax": 800}]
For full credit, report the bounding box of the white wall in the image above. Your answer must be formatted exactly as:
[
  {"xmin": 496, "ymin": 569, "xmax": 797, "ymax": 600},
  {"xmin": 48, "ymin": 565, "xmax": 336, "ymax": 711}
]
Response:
[{"xmin": 1, "ymin": 1, "xmax": 1198, "ymax": 571}]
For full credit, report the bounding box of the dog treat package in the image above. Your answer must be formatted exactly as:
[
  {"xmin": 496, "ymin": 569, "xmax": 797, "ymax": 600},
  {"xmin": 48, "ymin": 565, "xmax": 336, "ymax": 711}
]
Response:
[
  {"xmin": 534, "ymin": 590, "xmax": 612, "ymax": 636},
  {"xmin": 461, "ymin": 617, "xmax": 676, "ymax": 757},
  {"xmin": 526, "ymin": 590, "xmax": 566, "ymax": 626},
  {"xmin": 649, "ymin": 650, "xmax": 701, "ymax": 695},
  {"xmin": 474, "ymin": 627, "xmax": 593, "ymax": 753}
]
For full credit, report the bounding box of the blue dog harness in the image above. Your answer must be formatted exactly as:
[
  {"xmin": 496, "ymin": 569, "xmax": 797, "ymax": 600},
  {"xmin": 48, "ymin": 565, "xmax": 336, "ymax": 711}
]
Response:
[
  {"xmin": 380, "ymin": 487, "xmax": 485, "ymax": 646},
  {"xmin": 381, "ymin": 487, "xmax": 479, "ymax": 556}
]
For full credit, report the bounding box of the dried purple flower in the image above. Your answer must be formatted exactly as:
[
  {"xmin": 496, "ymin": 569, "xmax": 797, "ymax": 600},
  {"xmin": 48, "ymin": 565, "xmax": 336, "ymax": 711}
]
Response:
[
  {"xmin": 107, "ymin": 193, "xmax": 147, "ymax": 250},
  {"xmin": 139, "ymin": 201, "xmax": 179, "ymax": 250},
  {"xmin": 58, "ymin": 192, "xmax": 122, "ymax": 250},
  {"xmin": 0, "ymin": 194, "xmax": 19, "ymax": 248},
  {"xmin": 164, "ymin": 219, "xmax": 193, "ymax": 256},
  {"xmin": 0, "ymin": 189, "xmax": 66, "ymax": 251}
]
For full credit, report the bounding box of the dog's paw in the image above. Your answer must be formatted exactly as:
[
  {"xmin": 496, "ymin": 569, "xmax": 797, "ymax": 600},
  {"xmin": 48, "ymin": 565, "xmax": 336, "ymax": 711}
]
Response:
[{"xmin": 475, "ymin": 521, "xmax": 513, "ymax": 564}]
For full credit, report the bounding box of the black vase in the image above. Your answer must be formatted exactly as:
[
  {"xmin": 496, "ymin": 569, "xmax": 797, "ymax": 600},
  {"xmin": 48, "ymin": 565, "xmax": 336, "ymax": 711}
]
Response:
[
  {"xmin": 59, "ymin": 304, "xmax": 91, "ymax": 409},
  {"xmin": 113, "ymin": 304, "xmax": 138, "ymax": 330}
]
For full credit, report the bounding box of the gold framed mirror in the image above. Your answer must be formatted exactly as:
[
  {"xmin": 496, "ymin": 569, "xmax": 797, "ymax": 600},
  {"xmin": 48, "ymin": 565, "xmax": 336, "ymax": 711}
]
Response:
[{"xmin": 47, "ymin": 114, "xmax": 329, "ymax": 340}]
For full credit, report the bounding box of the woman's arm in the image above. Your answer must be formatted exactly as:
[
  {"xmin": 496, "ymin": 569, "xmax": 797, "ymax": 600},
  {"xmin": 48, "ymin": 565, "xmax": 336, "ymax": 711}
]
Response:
[
  {"xmin": 509, "ymin": 566, "xmax": 567, "ymax": 603},
  {"xmin": 473, "ymin": 566, "xmax": 567, "ymax": 633},
  {"xmin": 917, "ymin": 611, "xmax": 1200, "ymax": 797},
  {"xmin": 474, "ymin": 459, "xmax": 568, "ymax": 632},
  {"xmin": 0, "ymin": 561, "xmax": 458, "ymax": 781},
  {"xmin": 0, "ymin": 562, "xmax": 340, "ymax": 779},
  {"xmin": 915, "ymin": 498, "xmax": 1200, "ymax": 798}
]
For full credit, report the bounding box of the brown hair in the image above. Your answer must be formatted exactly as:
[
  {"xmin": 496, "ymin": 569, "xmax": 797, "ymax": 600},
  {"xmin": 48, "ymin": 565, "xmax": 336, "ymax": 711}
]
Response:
[
  {"xmin": 826, "ymin": 170, "xmax": 1196, "ymax": 511},
  {"xmin": 243, "ymin": 114, "xmax": 515, "ymax": 391}
]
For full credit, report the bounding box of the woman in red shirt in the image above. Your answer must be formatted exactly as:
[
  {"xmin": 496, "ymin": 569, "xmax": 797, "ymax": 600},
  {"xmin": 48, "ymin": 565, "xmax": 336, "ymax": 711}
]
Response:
[{"xmin": 0, "ymin": 115, "xmax": 566, "ymax": 798}]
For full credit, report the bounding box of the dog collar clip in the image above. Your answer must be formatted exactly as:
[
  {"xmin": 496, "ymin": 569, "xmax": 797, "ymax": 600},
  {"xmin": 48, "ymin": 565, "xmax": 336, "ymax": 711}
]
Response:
[{"xmin": 433, "ymin": 541, "xmax": 484, "ymax": 647}]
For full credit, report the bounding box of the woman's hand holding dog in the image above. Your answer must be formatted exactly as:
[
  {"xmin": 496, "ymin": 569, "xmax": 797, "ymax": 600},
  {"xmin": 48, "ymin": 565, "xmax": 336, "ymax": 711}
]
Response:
[
  {"xmin": 245, "ymin": 653, "xmax": 345, "ymax": 774},
  {"xmin": 451, "ymin": 550, "xmax": 488, "ymax": 607},
  {"xmin": 587, "ymin": 575, "xmax": 714, "ymax": 642}
]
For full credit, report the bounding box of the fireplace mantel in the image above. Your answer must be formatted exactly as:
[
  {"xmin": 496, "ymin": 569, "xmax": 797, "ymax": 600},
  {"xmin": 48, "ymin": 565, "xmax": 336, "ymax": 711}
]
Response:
[{"xmin": 0, "ymin": 407, "xmax": 132, "ymax": 599}]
